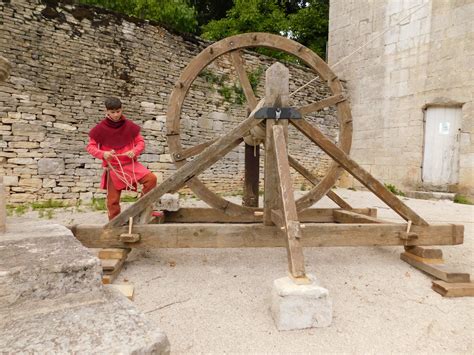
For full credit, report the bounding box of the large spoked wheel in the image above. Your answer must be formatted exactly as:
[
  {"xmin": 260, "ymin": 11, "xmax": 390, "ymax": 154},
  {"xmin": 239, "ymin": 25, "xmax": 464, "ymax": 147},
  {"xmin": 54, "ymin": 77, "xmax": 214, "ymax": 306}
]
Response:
[{"xmin": 166, "ymin": 33, "xmax": 352, "ymax": 216}]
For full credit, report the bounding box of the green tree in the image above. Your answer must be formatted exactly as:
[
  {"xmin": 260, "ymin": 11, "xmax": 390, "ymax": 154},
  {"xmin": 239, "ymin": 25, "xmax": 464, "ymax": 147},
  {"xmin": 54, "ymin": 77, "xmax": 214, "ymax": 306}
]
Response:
[
  {"xmin": 78, "ymin": 0, "xmax": 198, "ymax": 33},
  {"xmin": 288, "ymin": 0, "xmax": 329, "ymax": 59},
  {"xmin": 201, "ymin": 0, "xmax": 289, "ymax": 40},
  {"xmin": 200, "ymin": 0, "xmax": 329, "ymax": 59},
  {"xmin": 189, "ymin": 0, "xmax": 233, "ymax": 27}
]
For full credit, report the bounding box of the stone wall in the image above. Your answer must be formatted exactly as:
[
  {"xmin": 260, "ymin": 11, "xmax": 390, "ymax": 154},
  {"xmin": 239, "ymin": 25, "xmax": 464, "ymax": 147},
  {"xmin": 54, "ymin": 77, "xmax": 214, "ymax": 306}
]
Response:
[
  {"xmin": 328, "ymin": 0, "xmax": 473, "ymax": 195},
  {"xmin": 0, "ymin": 0, "xmax": 339, "ymax": 204}
]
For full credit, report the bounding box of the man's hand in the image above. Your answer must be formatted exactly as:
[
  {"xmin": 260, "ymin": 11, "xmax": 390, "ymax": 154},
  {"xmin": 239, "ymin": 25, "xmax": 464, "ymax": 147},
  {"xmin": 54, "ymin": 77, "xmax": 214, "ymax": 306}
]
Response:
[
  {"xmin": 103, "ymin": 150, "xmax": 115, "ymax": 160},
  {"xmin": 126, "ymin": 150, "xmax": 135, "ymax": 158}
]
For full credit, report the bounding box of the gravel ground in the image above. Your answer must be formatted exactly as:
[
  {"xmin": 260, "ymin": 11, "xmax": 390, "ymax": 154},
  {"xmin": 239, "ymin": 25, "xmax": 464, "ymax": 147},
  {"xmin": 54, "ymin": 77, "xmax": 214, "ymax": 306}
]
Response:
[{"xmin": 7, "ymin": 188, "xmax": 474, "ymax": 354}]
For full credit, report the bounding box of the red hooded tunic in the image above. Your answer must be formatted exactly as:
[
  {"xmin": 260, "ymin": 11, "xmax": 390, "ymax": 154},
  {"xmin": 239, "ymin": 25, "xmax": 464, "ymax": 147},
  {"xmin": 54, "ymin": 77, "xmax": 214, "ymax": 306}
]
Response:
[{"xmin": 86, "ymin": 116, "xmax": 152, "ymax": 190}]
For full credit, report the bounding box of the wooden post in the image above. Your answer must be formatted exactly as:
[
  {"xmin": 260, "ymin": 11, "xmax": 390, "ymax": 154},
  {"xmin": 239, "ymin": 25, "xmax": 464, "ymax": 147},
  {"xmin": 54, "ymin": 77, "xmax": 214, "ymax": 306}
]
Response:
[
  {"xmin": 0, "ymin": 176, "xmax": 5, "ymax": 233},
  {"xmin": 243, "ymin": 143, "xmax": 260, "ymax": 207},
  {"xmin": 263, "ymin": 62, "xmax": 289, "ymax": 225},
  {"xmin": 272, "ymin": 126, "xmax": 306, "ymax": 279}
]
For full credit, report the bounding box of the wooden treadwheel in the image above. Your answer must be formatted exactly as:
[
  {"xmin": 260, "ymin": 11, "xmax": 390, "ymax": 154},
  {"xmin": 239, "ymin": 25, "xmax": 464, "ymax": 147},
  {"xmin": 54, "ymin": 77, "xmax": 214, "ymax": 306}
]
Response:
[{"xmin": 166, "ymin": 33, "xmax": 353, "ymax": 216}]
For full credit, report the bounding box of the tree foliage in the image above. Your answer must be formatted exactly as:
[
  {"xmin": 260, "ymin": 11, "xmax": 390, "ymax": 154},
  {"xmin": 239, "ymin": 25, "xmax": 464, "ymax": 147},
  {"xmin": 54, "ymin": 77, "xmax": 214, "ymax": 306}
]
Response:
[
  {"xmin": 201, "ymin": 0, "xmax": 329, "ymax": 59},
  {"xmin": 78, "ymin": 0, "xmax": 198, "ymax": 34},
  {"xmin": 188, "ymin": 0, "xmax": 233, "ymax": 27}
]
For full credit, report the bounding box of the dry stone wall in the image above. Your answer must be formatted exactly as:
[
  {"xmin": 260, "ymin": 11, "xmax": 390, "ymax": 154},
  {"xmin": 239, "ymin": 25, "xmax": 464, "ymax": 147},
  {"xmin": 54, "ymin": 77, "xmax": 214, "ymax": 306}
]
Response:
[{"xmin": 0, "ymin": 0, "xmax": 339, "ymax": 204}]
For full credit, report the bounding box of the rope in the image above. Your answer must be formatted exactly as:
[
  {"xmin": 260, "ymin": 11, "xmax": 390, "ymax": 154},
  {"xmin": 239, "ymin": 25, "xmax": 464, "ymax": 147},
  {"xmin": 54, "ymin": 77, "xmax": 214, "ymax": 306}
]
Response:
[{"xmin": 289, "ymin": 2, "xmax": 429, "ymax": 97}]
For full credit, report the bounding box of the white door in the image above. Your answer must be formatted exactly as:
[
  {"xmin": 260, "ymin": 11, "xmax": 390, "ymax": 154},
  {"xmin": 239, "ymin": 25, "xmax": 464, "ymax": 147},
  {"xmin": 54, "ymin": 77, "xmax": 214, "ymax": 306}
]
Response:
[{"xmin": 422, "ymin": 107, "xmax": 462, "ymax": 187}]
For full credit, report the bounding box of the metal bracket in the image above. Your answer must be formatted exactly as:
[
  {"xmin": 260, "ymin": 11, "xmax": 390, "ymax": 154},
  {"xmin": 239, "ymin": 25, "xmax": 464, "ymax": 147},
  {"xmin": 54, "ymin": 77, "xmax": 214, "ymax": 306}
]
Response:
[{"xmin": 254, "ymin": 107, "xmax": 302, "ymax": 120}]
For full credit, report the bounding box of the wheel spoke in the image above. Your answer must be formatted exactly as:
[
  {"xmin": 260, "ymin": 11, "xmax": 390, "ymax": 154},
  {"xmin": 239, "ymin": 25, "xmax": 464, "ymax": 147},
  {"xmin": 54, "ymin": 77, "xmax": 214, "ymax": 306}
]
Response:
[
  {"xmin": 229, "ymin": 50, "xmax": 258, "ymax": 111},
  {"xmin": 298, "ymin": 94, "xmax": 346, "ymax": 115}
]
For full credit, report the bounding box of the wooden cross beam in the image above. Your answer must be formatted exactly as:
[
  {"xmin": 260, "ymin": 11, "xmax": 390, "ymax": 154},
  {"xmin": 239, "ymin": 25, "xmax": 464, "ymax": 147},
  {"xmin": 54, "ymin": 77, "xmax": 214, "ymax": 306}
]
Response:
[{"xmin": 72, "ymin": 223, "xmax": 463, "ymax": 249}]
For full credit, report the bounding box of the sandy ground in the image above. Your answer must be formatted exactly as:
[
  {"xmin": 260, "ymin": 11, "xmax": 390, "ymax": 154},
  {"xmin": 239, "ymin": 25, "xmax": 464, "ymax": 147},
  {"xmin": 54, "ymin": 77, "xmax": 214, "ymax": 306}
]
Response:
[{"xmin": 7, "ymin": 188, "xmax": 474, "ymax": 354}]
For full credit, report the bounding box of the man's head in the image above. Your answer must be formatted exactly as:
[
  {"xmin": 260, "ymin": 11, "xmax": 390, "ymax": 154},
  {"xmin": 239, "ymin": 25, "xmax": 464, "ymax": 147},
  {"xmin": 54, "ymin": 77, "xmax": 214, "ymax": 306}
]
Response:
[{"xmin": 104, "ymin": 97, "xmax": 123, "ymax": 121}]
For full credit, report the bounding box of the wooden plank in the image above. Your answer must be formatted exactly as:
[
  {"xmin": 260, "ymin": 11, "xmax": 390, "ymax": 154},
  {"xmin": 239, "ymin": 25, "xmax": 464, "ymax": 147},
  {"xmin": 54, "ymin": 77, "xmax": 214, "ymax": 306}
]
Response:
[
  {"xmin": 298, "ymin": 94, "xmax": 346, "ymax": 115},
  {"xmin": 288, "ymin": 155, "xmax": 352, "ymax": 209},
  {"xmin": 272, "ymin": 124, "xmax": 306, "ymax": 278},
  {"xmin": 108, "ymin": 284, "xmax": 135, "ymax": 300},
  {"xmin": 432, "ymin": 280, "xmax": 474, "ymax": 297},
  {"xmin": 106, "ymin": 111, "xmax": 265, "ymax": 228},
  {"xmin": 404, "ymin": 246, "xmax": 443, "ymax": 259},
  {"xmin": 98, "ymin": 248, "xmax": 130, "ymax": 260},
  {"xmin": 333, "ymin": 210, "xmax": 390, "ymax": 224},
  {"xmin": 400, "ymin": 252, "xmax": 470, "ymax": 283},
  {"xmin": 102, "ymin": 257, "xmax": 125, "ymax": 284},
  {"xmin": 291, "ymin": 118, "xmax": 428, "ymax": 226},
  {"xmin": 101, "ymin": 258, "xmax": 121, "ymax": 272},
  {"xmin": 229, "ymin": 50, "xmax": 258, "ymax": 110},
  {"xmin": 242, "ymin": 143, "xmax": 260, "ymax": 207},
  {"xmin": 74, "ymin": 223, "xmax": 463, "ymax": 250},
  {"xmin": 403, "ymin": 252, "xmax": 444, "ymax": 265},
  {"xmin": 164, "ymin": 207, "xmax": 376, "ymax": 223}
]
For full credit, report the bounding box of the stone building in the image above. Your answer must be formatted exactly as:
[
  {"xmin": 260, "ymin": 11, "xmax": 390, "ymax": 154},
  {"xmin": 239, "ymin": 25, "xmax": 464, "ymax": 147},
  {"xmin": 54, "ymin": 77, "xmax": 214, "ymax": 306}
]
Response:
[
  {"xmin": 0, "ymin": 0, "xmax": 338, "ymax": 203},
  {"xmin": 328, "ymin": 0, "xmax": 473, "ymax": 196}
]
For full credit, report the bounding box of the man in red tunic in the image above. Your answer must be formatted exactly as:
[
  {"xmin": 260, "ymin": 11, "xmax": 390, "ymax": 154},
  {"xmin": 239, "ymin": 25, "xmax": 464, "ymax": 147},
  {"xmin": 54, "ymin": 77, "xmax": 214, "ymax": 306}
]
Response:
[{"xmin": 86, "ymin": 97, "xmax": 157, "ymax": 220}]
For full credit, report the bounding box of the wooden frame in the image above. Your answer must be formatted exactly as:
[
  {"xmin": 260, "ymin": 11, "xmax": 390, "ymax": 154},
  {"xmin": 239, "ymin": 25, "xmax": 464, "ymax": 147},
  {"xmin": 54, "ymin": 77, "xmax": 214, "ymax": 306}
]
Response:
[{"xmin": 71, "ymin": 33, "xmax": 465, "ymax": 284}]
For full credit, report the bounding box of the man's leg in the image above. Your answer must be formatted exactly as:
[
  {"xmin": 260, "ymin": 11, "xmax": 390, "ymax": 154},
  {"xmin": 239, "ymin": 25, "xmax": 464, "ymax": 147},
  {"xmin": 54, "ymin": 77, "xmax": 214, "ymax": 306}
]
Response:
[
  {"xmin": 139, "ymin": 172, "xmax": 157, "ymax": 195},
  {"xmin": 107, "ymin": 174, "xmax": 122, "ymax": 220}
]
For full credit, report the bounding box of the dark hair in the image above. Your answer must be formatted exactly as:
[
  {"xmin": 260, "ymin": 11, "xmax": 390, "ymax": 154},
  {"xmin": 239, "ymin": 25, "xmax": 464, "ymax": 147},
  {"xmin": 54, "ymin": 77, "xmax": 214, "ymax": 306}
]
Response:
[{"xmin": 104, "ymin": 97, "xmax": 122, "ymax": 110}]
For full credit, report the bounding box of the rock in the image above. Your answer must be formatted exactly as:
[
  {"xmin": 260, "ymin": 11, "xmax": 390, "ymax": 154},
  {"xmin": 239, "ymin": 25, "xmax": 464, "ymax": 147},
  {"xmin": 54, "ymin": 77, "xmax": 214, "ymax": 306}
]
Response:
[
  {"xmin": 38, "ymin": 158, "xmax": 65, "ymax": 175},
  {"xmin": 0, "ymin": 222, "xmax": 171, "ymax": 354}
]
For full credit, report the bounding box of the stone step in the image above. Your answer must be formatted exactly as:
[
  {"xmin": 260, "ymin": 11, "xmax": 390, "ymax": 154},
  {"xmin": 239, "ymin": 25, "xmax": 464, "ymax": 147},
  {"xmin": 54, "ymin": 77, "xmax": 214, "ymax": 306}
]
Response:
[
  {"xmin": 0, "ymin": 221, "xmax": 170, "ymax": 354},
  {"xmin": 0, "ymin": 222, "xmax": 102, "ymax": 309},
  {"xmin": 1, "ymin": 286, "xmax": 169, "ymax": 353}
]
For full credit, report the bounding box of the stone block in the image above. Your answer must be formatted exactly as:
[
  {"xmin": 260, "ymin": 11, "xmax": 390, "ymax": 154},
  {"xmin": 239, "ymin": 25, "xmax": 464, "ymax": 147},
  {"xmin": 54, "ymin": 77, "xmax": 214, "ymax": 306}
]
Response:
[
  {"xmin": 2, "ymin": 175, "xmax": 18, "ymax": 186},
  {"xmin": 38, "ymin": 158, "xmax": 65, "ymax": 175},
  {"xmin": 155, "ymin": 193, "xmax": 180, "ymax": 211},
  {"xmin": 271, "ymin": 274, "xmax": 332, "ymax": 331},
  {"xmin": 0, "ymin": 222, "xmax": 170, "ymax": 354}
]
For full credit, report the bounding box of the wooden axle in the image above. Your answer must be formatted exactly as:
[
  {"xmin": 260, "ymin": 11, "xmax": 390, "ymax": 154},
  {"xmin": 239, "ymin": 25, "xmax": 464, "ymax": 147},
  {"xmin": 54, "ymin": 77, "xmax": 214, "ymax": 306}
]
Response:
[{"xmin": 71, "ymin": 222, "xmax": 463, "ymax": 249}]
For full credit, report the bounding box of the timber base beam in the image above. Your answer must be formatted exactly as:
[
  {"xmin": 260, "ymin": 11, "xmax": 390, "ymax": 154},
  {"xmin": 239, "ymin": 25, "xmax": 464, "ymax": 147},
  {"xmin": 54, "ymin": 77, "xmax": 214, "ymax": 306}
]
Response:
[{"xmin": 71, "ymin": 223, "xmax": 463, "ymax": 249}]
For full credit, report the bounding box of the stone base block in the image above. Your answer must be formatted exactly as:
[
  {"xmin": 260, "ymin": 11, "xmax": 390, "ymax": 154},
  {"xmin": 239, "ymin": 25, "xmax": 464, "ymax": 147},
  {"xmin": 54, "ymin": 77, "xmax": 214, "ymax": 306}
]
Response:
[
  {"xmin": 155, "ymin": 193, "xmax": 180, "ymax": 211},
  {"xmin": 271, "ymin": 274, "xmax": 332, "ymax": 331}
]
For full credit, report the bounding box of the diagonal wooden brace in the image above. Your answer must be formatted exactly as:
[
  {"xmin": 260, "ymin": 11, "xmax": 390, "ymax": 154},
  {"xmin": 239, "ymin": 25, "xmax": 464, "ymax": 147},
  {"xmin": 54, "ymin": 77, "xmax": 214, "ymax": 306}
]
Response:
[
  {"xmin": 290, "ymin": 119, "xmax": 428, "ymax": 226},
  {"xmin": 106, "ymin": 108, "xmax": 265, "ymax": 228},
  {"xmin": 271, "ymin": 125, "xmax": 306, "ymax": 279}
]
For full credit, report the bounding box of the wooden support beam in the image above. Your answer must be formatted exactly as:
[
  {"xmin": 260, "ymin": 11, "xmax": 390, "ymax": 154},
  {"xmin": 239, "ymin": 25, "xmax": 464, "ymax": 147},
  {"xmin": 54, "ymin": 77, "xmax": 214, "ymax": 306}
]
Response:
[
  {"xmin": 288, "ymin": 155, "xmax": 352, "ymax": 209},
  {"xmin": 290, "ymin": 118, "xmax": 428, "ymax": 226},
  {"xmin": 164, "ymin": 207, "xmax": 376, "ymax": 223},
  {"xmin": 242, "ymin": 143, "xmax": 260, "ymax": 207},
  {"xmin": 333, "ymin": 210, "xmax": 390, "ymax": 224},
  {"xmin": 273, "ymin": 125, "xmax": 306, "ymax": 278},
  {"xmin": 263, "ymin": 63, "xmax": 289, "ymax": 225},
  {"xmin": 73, "ymin": 223, "xmax": 463, "ymax": 249},
  {"xmin": 400, "ymin": 252, "xmax": 470, "ymax": 283},
  {"xmin": 106, "ymin": 111, "xmax": 264, "ymax": 228},
  {"xmin": 432, "ymin": 281, "xmax": 474, "ymax": 297}
]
